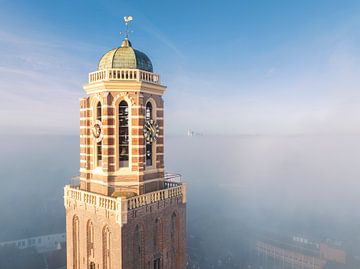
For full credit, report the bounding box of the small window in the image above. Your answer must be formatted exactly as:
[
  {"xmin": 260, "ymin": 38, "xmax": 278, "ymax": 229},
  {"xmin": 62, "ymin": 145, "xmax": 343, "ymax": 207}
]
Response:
[
  {"xmin": 96, "ymin": 102, "xmax": 102, "ymax": 167},
  {"xmin": 146, "ymin": 144, "xmax": 152, "ymax": 166},
  {"xmin": 145, "ymin": 102, "xmax": 153, "ymax": 166},
  {"xmin": 153, "ymin": 258, "xmax": 161, "ymax": 269},
  {"xmin": 146, "ymin": 102, "xmax": 153, "ymax": 120}
]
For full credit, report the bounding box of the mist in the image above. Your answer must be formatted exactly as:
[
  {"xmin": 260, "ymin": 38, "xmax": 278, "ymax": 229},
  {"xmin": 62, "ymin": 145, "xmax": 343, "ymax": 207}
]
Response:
[{"xmin": 1, "ymin": 134, "xmax": 359, "ymax": 268}]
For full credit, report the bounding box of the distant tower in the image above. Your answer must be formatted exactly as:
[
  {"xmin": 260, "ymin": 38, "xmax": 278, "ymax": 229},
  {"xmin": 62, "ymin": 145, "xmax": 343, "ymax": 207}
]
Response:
[{"xmin": 64, "ymin": 17, "xmax": 187, "ymax": 269}]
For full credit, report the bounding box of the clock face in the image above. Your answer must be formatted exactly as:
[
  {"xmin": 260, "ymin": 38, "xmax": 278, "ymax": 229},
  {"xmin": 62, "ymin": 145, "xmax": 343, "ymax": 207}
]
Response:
[
  {"xmin": 144, "ymin": 119, "xmax": 160, "ymax": 142},
  {"xmin": 92, "ymin": 120, "xmax": 103, "ymax": 143}
]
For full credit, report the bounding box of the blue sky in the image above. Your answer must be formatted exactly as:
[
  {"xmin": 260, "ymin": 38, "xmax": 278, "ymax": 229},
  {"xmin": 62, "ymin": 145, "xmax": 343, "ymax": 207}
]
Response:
[{"xmin": 1, "ymin": 0, "xmax": 360, "ymax": 135}]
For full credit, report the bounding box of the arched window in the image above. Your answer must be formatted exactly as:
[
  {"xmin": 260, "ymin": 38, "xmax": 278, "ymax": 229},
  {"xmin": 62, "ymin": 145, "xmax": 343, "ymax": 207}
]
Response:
[
  {"xmin": 153, "ymin": 218, "xmax": 161, "ymax": 251},
  {"xmin": 133, "ymin": 225, "xmax": 143, "ymax": 269},
  {"xmin": 87, "ymin": 221, "xmax": 94, "ymax": 258},
  {"xmin": 96, "ymin": 101, "xmax": 102, "ymax": 167},
  {"xmin": 170, "ymin": 212, "xmax": 178, "ymax": 268},
  {"xmin": 103, "ymin": 226, "xmax": 110, "ymax": 269},
  {"xmin": 171, "ymin": 212, "xmax": 177, "ymax": 244},
  {"xmin": 119, "ymin": 101, "xmax": 129, "ymax": 168},
  {"xmin": 72, "ymin": 216, "xmax": 80, "ymax": 269},
  {"xmin": 146, "ymin": 102, "xmax": 153, "ymax": 120},
  {"xmin": 153, "ymin": 218, "xmax": 161, "ymax": 269},
  {"xmin": 145, "ymin": 102, "xmax": 153, "ymax": 166},
  {"xmin": 153, "ymin": 258, "xmax": 161, "ymax": 269}
]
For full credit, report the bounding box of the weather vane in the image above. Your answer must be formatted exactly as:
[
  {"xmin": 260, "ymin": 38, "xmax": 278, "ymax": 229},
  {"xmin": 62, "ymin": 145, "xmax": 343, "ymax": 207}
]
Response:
[{"xmin": 120, "ymin": 16, "xmax": 133, "ymax": 39}]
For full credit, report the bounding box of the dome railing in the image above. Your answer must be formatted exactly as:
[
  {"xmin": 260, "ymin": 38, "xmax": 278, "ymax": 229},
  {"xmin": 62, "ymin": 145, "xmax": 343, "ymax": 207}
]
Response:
[{"xmin": 88, "ymin": 68, "xmax": 160, "ymax": 84}]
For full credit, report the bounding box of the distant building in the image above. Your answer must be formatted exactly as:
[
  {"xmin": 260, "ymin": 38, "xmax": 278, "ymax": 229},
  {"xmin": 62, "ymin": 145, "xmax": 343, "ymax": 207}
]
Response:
[
  {"xmin": 255, "ymin": 236, "xmax": 346, "ymax": 269},
  {"xmin": 64, "ymin": 18, "xmax": 187, "ymax": 269},
  {"xmin": 320, "ymin": 242, "xmax": 346, "ymax": 264},
  {"xmin": 256, "ymin": 240, "xmax": 326, "ymax": 269},
  {"xmin": 187, "ymin": 129, "xmax": 203, "ymax": 137},
  {"xmin": 0, "ymin": 233, "xmax": 66, "ymax": 269},
  {"xmin": 0, "ymin": 233, "xmax": 65, "ymax": 253}
]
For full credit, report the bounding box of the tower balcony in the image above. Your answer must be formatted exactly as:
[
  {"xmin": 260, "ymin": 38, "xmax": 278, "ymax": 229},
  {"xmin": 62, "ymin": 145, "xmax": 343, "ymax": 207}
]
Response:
[
  {"xmin": 88, "ymin": 68, "xmax": 161, "ymax": 84},
  {"xmin": 64, "ymin": 179, "xmax": 186, "ymax": 226}
]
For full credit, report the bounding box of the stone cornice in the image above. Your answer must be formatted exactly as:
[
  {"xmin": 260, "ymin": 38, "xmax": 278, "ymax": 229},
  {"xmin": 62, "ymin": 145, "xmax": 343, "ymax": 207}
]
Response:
[{"xmin": 83, "ymin": 81, "xmax": 166, "ymax": 96}]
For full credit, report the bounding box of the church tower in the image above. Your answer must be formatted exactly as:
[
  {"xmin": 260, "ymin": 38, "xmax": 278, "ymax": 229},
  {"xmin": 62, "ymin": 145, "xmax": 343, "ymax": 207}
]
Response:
[{"xmin": 64, "ymin": 17, "xmax": 187, "ymax": 269}]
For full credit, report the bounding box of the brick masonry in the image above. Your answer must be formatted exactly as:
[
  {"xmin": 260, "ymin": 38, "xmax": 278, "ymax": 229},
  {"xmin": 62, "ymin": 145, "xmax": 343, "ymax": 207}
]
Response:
[
  {"xmin": 79, "ymin": 90, "xmax": 166, "ymax": 196},
  {"xmin": 66, "ymin": 69, "xmax": 187, "ymax": 269},
  {"xmin": 66, "ymin": 195, "xmax": 186, "ymax": 269}
]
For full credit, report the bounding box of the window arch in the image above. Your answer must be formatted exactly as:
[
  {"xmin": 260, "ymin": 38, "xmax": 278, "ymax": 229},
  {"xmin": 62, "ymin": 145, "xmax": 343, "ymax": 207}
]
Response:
[
  {"xmin": 96, "ymin": 101, "xmax": 102, "ymax": 167},
  {"xmin": 118, "ymin": 100, "xmax": 129, "ymax": 168},
  {"xmin": 87, "ymin": 220, "xmax": 94, "ymax": 258},
  {"xmin": 103, "ymin": 226, "xmax": 111, "ymax": 269},
  {"xmin": 145, "ymin": 102, "xmax": 153, "ymax": 167},
  {"xmin": 72, "ymin": 216, "xmax": 80, "ymax": 269}
]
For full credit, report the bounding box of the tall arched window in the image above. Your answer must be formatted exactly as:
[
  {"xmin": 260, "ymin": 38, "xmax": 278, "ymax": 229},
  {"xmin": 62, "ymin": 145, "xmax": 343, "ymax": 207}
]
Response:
[
  {"xmin": 96, "ymin": 102, "xmax": 102, "ymax": 167},
  {"xmin": 72, "ymin": 216, "xmax": 80, "ymax": 269},
  {"xmin": 170, "ymin": 212, "xmax": 178, "ymax": 268},
  {"xmin": 133, "ymin": 225, "xmax": 143, "ymax": 269},
  {"xmin": 171, "ymin": 212, "xmax": 177, "ymax": 244},
  {"xmin": 153, "ymin": 218, "xmax": 161, "ymax": 251},
  {"xmin": 87, "ymin": 220, "xmax": 94, "ymax": 259},
  {"xmin": 119, "ymin": 101, "xmax": 129, "ymax": 168},
  {"xmin": 145, "ymin": 102, "xmax": 153, "ymax": 166},
  {"xmin": 152, "ymin": 218, "xmax": 161, "ymax": 269},
  {"xmin": 103, "ymin": 226, "xmax": 110, "ymax": 269}
]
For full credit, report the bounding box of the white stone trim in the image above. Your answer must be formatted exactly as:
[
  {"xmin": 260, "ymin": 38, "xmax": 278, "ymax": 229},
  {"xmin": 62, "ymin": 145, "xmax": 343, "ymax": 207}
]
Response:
[
  {"xmin": 79, "ymin": 167, "xmax": 164, "ymax": 175},
  {"xmin": 79, "ymin": 177, "xmax": 162, "ymax": 186},
  {"xmin": 131, "ymin": 145, "xmax": 146, "ymax": 149}
]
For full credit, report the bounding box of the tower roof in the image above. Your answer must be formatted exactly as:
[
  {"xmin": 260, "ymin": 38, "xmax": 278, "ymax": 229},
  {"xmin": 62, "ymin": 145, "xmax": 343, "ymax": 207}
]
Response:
[{"xmin": 98, "ymin": 38, "xmax": 153, "ymax": 72}]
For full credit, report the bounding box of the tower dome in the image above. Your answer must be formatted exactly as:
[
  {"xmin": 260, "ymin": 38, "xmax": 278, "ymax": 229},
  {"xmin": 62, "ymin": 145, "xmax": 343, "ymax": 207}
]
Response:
[{"xmin": 98, "ymin": 38, "xmax": 153, "ymax": 72}]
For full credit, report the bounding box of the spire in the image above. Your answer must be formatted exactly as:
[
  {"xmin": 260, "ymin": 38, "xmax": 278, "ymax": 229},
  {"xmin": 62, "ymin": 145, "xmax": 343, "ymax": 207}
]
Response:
[{"xmin": 120, "ymin": 16, "xmax": 133, "ymax": 47}]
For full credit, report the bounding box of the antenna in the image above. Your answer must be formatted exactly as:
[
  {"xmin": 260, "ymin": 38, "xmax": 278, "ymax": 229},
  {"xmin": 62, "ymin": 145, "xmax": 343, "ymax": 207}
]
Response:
[{"xmin": 120, "ymin": 16, "xmax": 134, "ymax": 39}]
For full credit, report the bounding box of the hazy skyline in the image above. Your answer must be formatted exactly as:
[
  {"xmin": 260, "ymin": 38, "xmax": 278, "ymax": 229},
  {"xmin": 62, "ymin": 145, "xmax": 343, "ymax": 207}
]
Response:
[
  {"xmin": 1, "ymin": 134, "xmax": 359, "ymax": 267},
  {"xmin": 1, "ymin": 0, "xmax": 360, "ymax": 135}
]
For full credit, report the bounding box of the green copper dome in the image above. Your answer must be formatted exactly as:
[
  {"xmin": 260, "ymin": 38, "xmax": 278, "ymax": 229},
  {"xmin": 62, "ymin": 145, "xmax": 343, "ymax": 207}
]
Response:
[{"xmin": 98, "ymin": 38, "xmax": 153, "ymax": 72}]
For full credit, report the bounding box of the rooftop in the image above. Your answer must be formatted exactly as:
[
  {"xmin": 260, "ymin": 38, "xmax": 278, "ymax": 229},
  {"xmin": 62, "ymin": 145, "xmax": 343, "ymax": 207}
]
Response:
[{"xmin": 98, "ymin": 38, "xmax": 153, "ymax": 72}]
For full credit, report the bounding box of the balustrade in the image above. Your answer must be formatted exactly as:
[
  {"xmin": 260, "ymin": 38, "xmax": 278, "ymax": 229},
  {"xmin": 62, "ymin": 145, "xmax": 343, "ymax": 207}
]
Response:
[
  {"xmin": 126, "ymin": 184, "xmax": 184, "ymax": 210},
  {"xmin": 65, "ymin": 181, "xmax": 184, "ymax": 213},
  {"xmin": 88, "ymin": 68, "xmax": 160, "ymax": 84}
]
